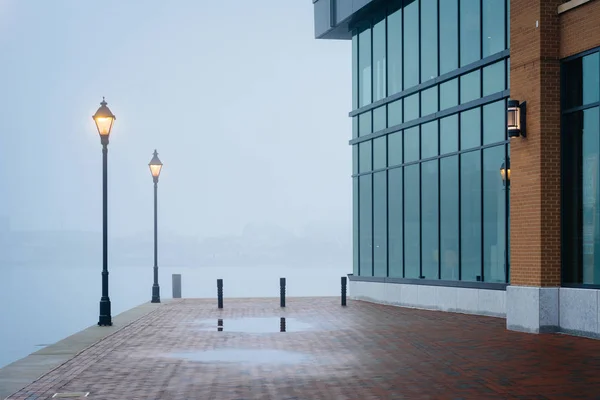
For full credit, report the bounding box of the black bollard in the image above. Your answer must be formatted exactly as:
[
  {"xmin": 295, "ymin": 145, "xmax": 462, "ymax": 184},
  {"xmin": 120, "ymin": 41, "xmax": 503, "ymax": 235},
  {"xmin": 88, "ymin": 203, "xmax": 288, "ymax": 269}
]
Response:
[
  {"xmin": 280, "ymin": 317, "xmax": 286, "ymax": 332},
  {"xmin": 217, "ymin": 279, "xmax": 223, "ymax": 309},
  {"xmin": 172, "ymin": 274, "xmax": 182, "ymax": 299},
  {"xmin": 341, "ymin": 276, "xmax": 347, "ymax": 306},
  {"xmin": 217, "ymin": 318, "xmax": 223, "ymax": 332},
  {"xmin": 280, "ymin": 277, "xmax": 286, "ymax": 307}
]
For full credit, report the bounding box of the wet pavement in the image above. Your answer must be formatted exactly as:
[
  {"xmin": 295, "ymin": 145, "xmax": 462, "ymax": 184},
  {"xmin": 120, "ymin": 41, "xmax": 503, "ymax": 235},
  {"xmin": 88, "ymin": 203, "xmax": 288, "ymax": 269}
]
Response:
[{"xmin": 6, "ymin": 297, "xmax": 600, "ymax": 399}]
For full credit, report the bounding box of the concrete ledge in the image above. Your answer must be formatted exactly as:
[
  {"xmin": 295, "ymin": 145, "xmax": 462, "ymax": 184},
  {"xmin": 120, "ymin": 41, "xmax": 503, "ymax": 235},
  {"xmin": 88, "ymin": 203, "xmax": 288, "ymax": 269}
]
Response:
[
  {"xmin": 558, "ymin": 0, "xmax": 595, "ymax": 14},
  {"xmin": 506, "ymin": 286, "xmax": 559, "ymax": 334},
  {"xmin": 0, "ymin": 301, "xmax": 167, "ymax": 399},
  {"xmin": 349, "ymin": 280, "xmax": 505, "ymax": 318}
]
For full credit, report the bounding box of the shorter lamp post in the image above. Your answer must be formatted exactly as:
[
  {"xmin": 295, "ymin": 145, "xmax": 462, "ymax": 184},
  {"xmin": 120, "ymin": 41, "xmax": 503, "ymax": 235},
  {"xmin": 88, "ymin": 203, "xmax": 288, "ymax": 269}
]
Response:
[{"xmin": 149, "ymin": 150, "xmax": 163, "ymax": 303}]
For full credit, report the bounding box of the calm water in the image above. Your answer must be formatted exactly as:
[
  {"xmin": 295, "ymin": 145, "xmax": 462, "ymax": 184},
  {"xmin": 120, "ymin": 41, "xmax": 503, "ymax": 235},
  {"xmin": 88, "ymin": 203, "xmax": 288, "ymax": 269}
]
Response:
[{"xmin": 0, "ymin": 265, "xmax": 348, "ymax": 368}]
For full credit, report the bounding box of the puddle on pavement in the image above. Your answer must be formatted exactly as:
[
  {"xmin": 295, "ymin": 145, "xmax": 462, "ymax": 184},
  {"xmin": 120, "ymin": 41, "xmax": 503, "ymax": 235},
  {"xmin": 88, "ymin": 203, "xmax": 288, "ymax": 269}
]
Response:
[
  {"xmin": 193, "ymin": 317, "xmax": 313, "ymax": 333},
  {"xmin": 168, "ymin": 349, "xmax": 308, "ymax": 364}
]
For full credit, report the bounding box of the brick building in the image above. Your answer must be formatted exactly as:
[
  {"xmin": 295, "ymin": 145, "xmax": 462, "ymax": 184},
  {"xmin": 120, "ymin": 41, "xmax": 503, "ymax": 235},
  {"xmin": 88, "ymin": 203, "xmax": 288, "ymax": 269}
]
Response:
[{"xmin": 313, "ymin": 0, "xmax": 600, "ymax": 337}]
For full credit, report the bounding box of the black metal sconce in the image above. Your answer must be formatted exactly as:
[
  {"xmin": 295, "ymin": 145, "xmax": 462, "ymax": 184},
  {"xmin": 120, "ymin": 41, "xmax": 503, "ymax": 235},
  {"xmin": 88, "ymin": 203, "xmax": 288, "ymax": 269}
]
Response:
[{"xmin": 507, "ymin": 100, "xmax": 526, "ymax": 139}]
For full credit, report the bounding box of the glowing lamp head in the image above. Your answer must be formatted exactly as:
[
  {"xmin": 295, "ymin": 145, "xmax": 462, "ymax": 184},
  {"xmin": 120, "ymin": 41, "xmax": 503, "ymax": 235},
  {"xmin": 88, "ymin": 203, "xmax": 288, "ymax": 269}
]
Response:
[
  {"xmin": 149, "ymin": 150, "xmax": 163, "ymax": 181},
  {"xmin": 92, "ymin": 97, "xmax": 116, "ymax": 138},
  {"xmin": 500, "ymin": 158, "xmax": 511, "ymax": 184}
]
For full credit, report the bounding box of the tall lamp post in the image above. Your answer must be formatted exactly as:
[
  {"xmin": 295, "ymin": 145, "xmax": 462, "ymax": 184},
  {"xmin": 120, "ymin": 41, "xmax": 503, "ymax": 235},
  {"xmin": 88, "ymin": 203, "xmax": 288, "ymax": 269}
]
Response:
[
  {"xmin": 93, "ymin": 98, "xmax": 116, "ymax": 326},
  {"xmin": 149, "ymin": 150, "xmax": 163, "ymax": 303}
]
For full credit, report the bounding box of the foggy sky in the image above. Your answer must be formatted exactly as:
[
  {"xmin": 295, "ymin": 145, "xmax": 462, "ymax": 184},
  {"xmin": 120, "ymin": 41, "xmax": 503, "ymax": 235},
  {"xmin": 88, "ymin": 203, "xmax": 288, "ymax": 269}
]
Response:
[{"xmin": 0, "ymin": 0, "xmax": 351, "ymax": 240}]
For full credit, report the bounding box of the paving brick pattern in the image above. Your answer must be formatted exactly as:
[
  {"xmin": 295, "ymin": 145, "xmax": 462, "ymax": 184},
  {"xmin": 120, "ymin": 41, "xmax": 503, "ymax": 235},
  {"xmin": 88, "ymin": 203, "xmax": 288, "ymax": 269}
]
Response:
[{"xmin": 7, "ymin": 298, "xmax": 600, "ymax": 399}]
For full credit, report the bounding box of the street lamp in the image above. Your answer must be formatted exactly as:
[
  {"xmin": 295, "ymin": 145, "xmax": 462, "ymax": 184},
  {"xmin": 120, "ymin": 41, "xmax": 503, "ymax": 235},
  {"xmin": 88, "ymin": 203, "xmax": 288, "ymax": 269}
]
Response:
[
  {"xmin": 92, "ymin": 97, "xmax": 116, "ymax": 326},
  {"xmin": 149, "ymin": 150, "xmax": 163, "ymax": 303},
  {"xmin": 500, "ymin": 157, "xmax": 510, "ymax": 187}
]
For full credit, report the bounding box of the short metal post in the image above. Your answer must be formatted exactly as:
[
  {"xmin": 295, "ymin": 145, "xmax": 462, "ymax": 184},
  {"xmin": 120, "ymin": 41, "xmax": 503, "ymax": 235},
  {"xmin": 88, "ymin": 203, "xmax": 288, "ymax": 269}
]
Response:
[
  {"xmin": 217, "ymin": 318, "xmax": 223, "ymax": 332},
  {"xmin": 280, "ymin": 317, "xmax": 286, "ymax": 332},
  {"xmin": 341, "ymin": 276, "xmax": 347, "ymax": 306},
  {"xmin": 280, "ymin": 277, "xmax": 286, "ymax": 307},
  {"xmin": 217, "ymin": 279, "xmax": 223, "ymax": 309},
  {"xmin": 172, "ymin": 274, "xmax": 182, "ymax": 299}
]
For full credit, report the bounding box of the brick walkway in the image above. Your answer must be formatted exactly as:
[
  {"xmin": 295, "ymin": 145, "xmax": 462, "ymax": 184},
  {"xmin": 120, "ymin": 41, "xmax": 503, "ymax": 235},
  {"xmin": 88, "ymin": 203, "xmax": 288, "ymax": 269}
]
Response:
[{"xmin": 7, "ymin": 297, "xmax": 600, "ymax": 399}]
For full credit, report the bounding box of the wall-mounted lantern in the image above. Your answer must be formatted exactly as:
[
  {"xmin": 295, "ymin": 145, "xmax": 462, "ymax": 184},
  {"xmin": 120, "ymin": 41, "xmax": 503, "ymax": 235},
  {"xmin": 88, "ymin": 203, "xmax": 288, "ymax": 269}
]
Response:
[
  {"xmin": 500, "ymin": 158, "xmax": 510, "ymax": 186},
  {"xmin": 507, "ymin": 100, "xmax": 526, "ymax": 139}
]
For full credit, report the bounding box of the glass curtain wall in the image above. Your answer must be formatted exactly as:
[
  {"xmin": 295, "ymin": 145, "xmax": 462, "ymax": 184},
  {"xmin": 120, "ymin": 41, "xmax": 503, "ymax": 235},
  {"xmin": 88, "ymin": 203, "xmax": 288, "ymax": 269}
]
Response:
[{"xmin": 351, "ymin": 0, "xmax": 510, "ymax": 283}]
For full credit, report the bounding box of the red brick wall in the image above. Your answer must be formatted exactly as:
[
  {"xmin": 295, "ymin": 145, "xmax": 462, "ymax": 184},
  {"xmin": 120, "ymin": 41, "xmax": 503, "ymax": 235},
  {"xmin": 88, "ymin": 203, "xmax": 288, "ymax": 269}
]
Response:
[
  {"xmin": 560, "ymin": 0, "xmax": 600, "ymax": 58},
  {"xmin": 509, "ymin": 0, "xmax": 562, "ymax": 286}
]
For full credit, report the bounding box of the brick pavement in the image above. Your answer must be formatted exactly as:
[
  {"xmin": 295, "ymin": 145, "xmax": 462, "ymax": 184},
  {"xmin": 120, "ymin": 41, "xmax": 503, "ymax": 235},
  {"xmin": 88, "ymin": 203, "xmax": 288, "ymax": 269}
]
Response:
[{"xmin": 6, "ymin": 297, "xmax": 600, "ymax": 399}]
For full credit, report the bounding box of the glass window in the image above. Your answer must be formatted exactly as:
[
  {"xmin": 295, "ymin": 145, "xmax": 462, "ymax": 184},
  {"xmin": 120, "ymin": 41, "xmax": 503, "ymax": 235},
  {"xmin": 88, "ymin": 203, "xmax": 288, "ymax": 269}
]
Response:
[
  {"xmin": 440, "ymin": 0, "xmax": 459, "ymax": 75},
  {"xmin": 388, "ymin": 167, "xmax": 403, "ymax": 277},
  {"xmin": 389, "ymin": 99, "xmax": 403, "ymax": 126},
  {"xmin": 359, "ymin": 174, "xmax": 373, "ymax": 276},
  {"xmin": 373, "ymin": 106, "xmax": 387, "ymax": 132},
  {"xmin": 440, "ymin": 78, "xmax": 459, "ymax": 111},
  {"xmin": 440, "ymin": 114, "xmax": 458, "ymax": 154},
  {"xmin": 421, "ymin": 0, "xmax": 438, "ymax": 82},
  {"xmin": 373, "ymin": 17, "xmax": 387, "ymax": 102},
  {"xmin": 483, "ymin": 100, "xmax": 506, "ymax": 145},
  {"xmin": 461, "ymin": 70, "xmax": 481, "ymax": 104},
  {"xmin": 404, "ymin": 0, "xmax": 419, "ymax": 89},
  {"xmin": 483, "ymin": 60, "xmax": 506, "ymax": 96},
  {"xmin": 482, "ymin": 0, "xmax": 505, "ymax": 58},
  {"xmin": 404, "ymin": 164, "xmax": 420, "ymax": 278},
  {"xmin": 441, "ymin": 155, "xmax": 459, "ymax": 280},
  {"xmin": 374, "ymin": 171, "xmax": 388, "ymax": 277},
  {"xmin": 359, "ymin": 141, "xmax": 372, "ymax": 173},
  {"xmin": 388, "ymin": 8, "xmax": 403, "ymax": 96},
  {"xmin": 461, "ymin": 150, "xmax": 482, "ymax": 281},
  {"xmin": 506, "ymin": 0, "xmax": 510, "ymax": 48},
  {"xmin": 404, "ymin": 93, "xmax": 420, "ymax": 122},
  {"xmin": 353, "ymin": 116, "xmax": 359, "ymax": 139},
  {"xmin": 353, "ymin": 145, "xmax": 358, "ymax": 175},
  {"xmin": 373, "ymin": 136, "xmax": 387, "ymax": 170},
  {"xmin": 388, "ymin": 132, "xmax": 403, "ymax": 166},
  {"xmin": 563, "ymin": 52, "xmax": 600, "ymax": 110},
  {"xmin": 461, "ymin": 108, "xmax": 481, "ymax": 150},
  {"xmin": 404, "ymin": 126, "xmax": 420, "ymax": 163},
  {"xmin": 358, "ymin": 28, "xmax": 372, "ymax": 107},
  {"xmin": 352, "ymin": 34, "xmax": 358, "ymax": 110},
  {"xmin": 421, "ymin": 121, "xmax": 438, "ymax": 159},
  {"xmin": 421, "ymin": 86, "xmax": 438, "ymax": 117},
  {"xmin": 422, "ymin": 160, "xmax": 439, "ymax": 279},
  {"xmin": 483, "ymin": 145, "xmax": 506, "ymax": 283},
  {"xmin": 353, "ymin": 177, "xmax": 359, "ymax": 276},
  {"xmin": 359, "ymin": 111, "xmax": 372, "ymax": 137},
  {"xmin": 460, "ymin": 0, "xmax": 481, "ymax": 66}
]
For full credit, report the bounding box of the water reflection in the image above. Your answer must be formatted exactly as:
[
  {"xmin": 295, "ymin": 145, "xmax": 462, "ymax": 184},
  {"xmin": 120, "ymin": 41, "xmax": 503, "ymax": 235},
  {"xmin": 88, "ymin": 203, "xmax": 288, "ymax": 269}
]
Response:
[
  {"xmin": 194, "ymin": 317, "xmax": 313, "ymax": 333},
  {"xmin": 168, "ymin": 349, "xmax": 307, "ymax": 364}
]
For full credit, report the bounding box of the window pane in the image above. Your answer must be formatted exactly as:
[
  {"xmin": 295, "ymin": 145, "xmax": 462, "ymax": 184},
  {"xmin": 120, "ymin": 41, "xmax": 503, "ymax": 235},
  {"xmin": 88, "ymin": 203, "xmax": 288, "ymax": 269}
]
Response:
[
  {"xmin": 388, "ymin": 132, "xmax": 403, "ymax": 166},
  {"xmin": 404, "ymin": 126, "xmax": 420, "ymax": 163},
  {"xmin": 359, "ymin": 141, "xmax": 372, "ymax": 173},
  {"xmin": 404, "ymin": 164, "xmax": 420, "ymax": 278},
  {"xmin": 353, "ymin": 116, "xmax": 359, "ymax": 139},
  {"xmin": 483, "ymin": 100, "xmax": 506, "ymax": 144},
  {"xmin": 373, "ymin": 17, "xmax": 387, "ymax": 102},
  {"xmin": 461, "ymin": 108, "xmax": 481, "ymax": 150},
  {"xmin": 461, "ymin": 70, "xmax": 481, "ymax": 104},
  {"xmin": 483, "ymin": 60, "xmax": 506, "ymax": 96},
  {"xmin": 373, "ymin": 136, "xmax": 387, "ymax": 170},
  {"xmin": 359, "ymin": 28, "xmax": 372, "ymax": 107},
  {"xmin": 460, "ymin": 0, "xmax": 481, "ymax": 66},
  {"xmin": 440, "ymin": 0, "xmax": 459, "ymax": 75},
  {"xmin": 353, "ymin": 145, "xmax": 358, "ymax": 175},
  {"xmin": 359, "ymin": 111, "xmax": 372, "ymax": 137},
  {"xmin": 389, "ymin": 167, "xmax": 403, "ymax": 277},
  {"xmin": 564, "ymin": 52, "xmax": 600, "ymax": 109},
  {"xmin": 352, "ymin": 34, "xmax": 358, "ymax": 110},
  {"xmin": 404, "ymin": 93, "xmax": 420, "ymax": 122},
  {"xmin": 421, "ymin": 86, "xmax": 438, "ymax": 117},
  {"xmin": 353, "ymin": 177, "xmax": 359, "ymax": 276},
  {"xmin": 440, "ymin": 114, "xmax": 458, "ymax": 154},
  {"xmin": 421, "ymin": 0, "xmax": 438, "ymax": 82},
  {"xmin": 441, "ymin": 156, "xmax": 459, "ymax": 280},
  {"xmin": 404, "ymin": 0, "xmax": 419, "ymax": 88},
  {"xmin": 482, "ymin": 0, "xmax": 505, "ymax": 58},
  {"xmin": 421, "ymin": 120, "xmax": 438, "ymax": 158},
  {"xmin": 374, "ymin": 171, "xmax": 388, "ymax": 277},
  {"xmin": 388, "ymin": 8, "xmax": 403, "ymax": 96},
  {"xmin": 422, "ymin": 160, "xmax": 439, "ymax": 279},
  {"xmin": 440, "ymin": 78, "xmax": 459, "ymax": 110},
  {"xmin": 359, "ymin": 174, "xmax": 373, "ymax": 276},
  {"xmin": 461, "ymin": 150, "xmax": 482, "ymax": 281},
  {"xmin": 373, "ymin": 106, "xmax": 387, "ymax": 132},
  {"xmin": 483, "ymin": 145, "xmax": 506, "ymax": 283},
  {"xmin": 389, "ymin": 99, "xmax": 403, "ymax": 126}
]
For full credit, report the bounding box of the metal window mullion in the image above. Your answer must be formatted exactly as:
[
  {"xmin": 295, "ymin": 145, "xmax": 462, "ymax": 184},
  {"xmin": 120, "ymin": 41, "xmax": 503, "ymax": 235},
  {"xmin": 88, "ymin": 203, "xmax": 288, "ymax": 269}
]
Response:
[
  {"xmin": 458, "ymin": 109, "xmax": 462, "ymax": 281},
  {"xmin": 437, "ymin": 119, "xmax": 442, "ymax": 280},
  {"xmin": 479, "ymin": 106, "xmax": 484, "ymax": 282}
]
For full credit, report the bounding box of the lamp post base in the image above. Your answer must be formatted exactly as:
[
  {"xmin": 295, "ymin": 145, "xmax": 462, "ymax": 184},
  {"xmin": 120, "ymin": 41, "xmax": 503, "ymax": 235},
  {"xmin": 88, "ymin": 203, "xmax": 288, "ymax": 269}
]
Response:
[
  {"xmin": 98, "ymin": 298, "xmax": 112, "ymax": 326},
  {"xmin": 151, "ymin": 284, "xmax": 161, "ymax": 303}
]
